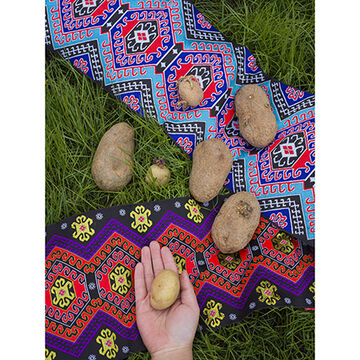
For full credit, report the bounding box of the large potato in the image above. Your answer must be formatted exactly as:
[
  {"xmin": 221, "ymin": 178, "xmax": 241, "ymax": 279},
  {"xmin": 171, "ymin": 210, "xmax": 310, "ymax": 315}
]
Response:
[
  {"xmin": 211, "ymin": 191, "xmax": 260, "ymax": 253},
  {"xmin": 235, "ymin": 84, "xmax": 277, "ymax": 148},
  {"xmin": 189, "ymin": 138, "xmax": 233, "ymax": 202},
  {"xmin": 91, "ymin": 122, "xmax": 134, "ymax": 191},
  {"xmin": 150, "ymin": 269, "xmax": 180, "ymax": 310}
]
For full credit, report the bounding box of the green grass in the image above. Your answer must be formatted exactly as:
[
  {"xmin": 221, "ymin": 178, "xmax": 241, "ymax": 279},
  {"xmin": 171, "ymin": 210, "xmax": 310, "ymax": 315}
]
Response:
[{"xmin": 46, "ymin": 0, "xmax": 314, "ymax": 358}]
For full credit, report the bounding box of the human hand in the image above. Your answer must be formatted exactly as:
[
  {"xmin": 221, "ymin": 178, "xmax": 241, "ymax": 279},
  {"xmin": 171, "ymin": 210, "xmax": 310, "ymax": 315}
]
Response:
[{"xmin": 134, "ymin": 241, "xmax": 200, "ymax": 360}]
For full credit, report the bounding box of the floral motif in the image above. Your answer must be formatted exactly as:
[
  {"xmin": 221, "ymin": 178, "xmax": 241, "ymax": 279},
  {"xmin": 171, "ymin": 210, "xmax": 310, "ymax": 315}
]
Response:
[
  {"xmin": 174, "ymin": 201, "xmax": 181, "ymax": 208},
  {"xmin": 185, "ymin": 199, "xmax": 203, "ymax": 223},
  {"xmin": 284, "ymin": 297, "xmax": 292, "ymax": 304},
  {"xmin": 88, "ymin": 355, "xmax": 96, "ymax": 360},
  {"xmin": 109, "ymin": 264, "xmax": 132, "ymax": 296},
  {"xmin": 50, "ymin": 276, "xmax": 76, "ymax": 310},
  {"xmin": 96, "ymin": 328, "xmax": 119, "ymax": 359},
  {"xmin": 309, "ymin": 281, "xmax": 315, "ymax": 299},
  {"xmin": 154, "ymin": 204, "xmax": 161, "ymax": 212},
  {"xmin": 119, "ymin": 209, "xmax": 126, "ymax": 216},
  {"xmin": 229, "ymin": 313, "xmax": 237, "ymax": 321},
  {"xmin": 271, "ymin": 232, "xmax": 294, "ymax": 255},
  {"xmin": 217, "ymin": 252, "xmax": 242, "ymax": 271},
  {"xmin": 61, "ymin": 222, "xmax": 67, "ymax": 230},
  {"xmin": 96, "ymin": 212, "xmax": 103, "ymax": 220},
  {"xmin": 122, "ymin": 346, "xmax": 129, "ymax": 354},
  {"xmin": 203, "ymin": 300, "xmax": 225, "ymax": 328},
  {"xmin": 256, "ymin": 281, "xmax": 281, "ymax": 305},
  {"xmin": 249, "ymin": 302, "xmax": 256, "ymax": 309},
  {"xmin": 45, "ymin": 349, "xmax": 56, "ymax": 360},
  {"xmin": 173, "ymin": 253, "xmax": 186, "ymax": 274},
  {"xmin": 88, "ymin": 282, "xmax": 96, "ymax": 290},
  {"xmin": 130, "ymin": 206, "xmax": 152, "ymax": 233},
  {"xmin": 71, "ymin": 215, "xmax": 95, "ymax": 242}
]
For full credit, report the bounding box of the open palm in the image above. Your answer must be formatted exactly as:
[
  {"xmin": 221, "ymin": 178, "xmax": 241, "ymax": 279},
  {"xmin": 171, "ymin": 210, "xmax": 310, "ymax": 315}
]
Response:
[{"xmin": 134, "ymin": 241, "xmax": 200, "ymax": 357}]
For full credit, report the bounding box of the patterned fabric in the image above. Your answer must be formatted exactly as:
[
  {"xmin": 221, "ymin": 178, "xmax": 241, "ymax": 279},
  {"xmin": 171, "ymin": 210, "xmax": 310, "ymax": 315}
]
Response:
[
  {"xmin": 45, "ymin": 195, "xmax": 315, "ymax": 359},
  {"xmin": 45, "ymin": 0, "xmax": 315, "ymax": 246}
]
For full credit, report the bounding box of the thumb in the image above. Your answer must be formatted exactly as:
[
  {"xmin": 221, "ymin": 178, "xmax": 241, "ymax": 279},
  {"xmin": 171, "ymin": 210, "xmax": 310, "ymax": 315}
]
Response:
[{"xmin": 180, "ymin": 270, "xmax": 199, "ymax": 310}]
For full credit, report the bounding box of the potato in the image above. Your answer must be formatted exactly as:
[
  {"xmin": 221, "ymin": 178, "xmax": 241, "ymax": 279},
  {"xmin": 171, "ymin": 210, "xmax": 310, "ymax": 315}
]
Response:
[
  {"xmin": 145, "ymin": 159, "xmax": 171, "ymax": 186},
  {"xmin": 211, "ymin": 191, "xmax": 260, "ymax": 253},
  {"xmin": 91, "ymin": 122, "xmax": 134, "ymax": 191},
  {"xmin": 235, "ymin": 84, "xmax": 277, "ymax": 148},
  {"xmin": 189, "ymin": 138, "xmax": 233, "ymax": 202},
  {"xmin": 150, "ymin": 269, "xmax": 180, "ymax": 310},
  {"xmin": 177, "ymin": 75, "xmax": 203, "ymax": 109}
]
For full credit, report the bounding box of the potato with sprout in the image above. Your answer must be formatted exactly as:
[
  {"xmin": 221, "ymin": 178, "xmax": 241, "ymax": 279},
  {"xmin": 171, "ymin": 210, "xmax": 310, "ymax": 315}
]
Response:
[
  {"xmin": 235, "ymin": 84, "xmax": 277, "ymax": 148},
  {"xmin": 177, "ymin": 75, "xmax": 204, "ymax": 110},
  {"xmin": 211, "ymin": 191, "xmax": 261, "ymax": 253},
  {"xmin": 145, "ymin": 158, "xmax": 171, "ymax": 186}
]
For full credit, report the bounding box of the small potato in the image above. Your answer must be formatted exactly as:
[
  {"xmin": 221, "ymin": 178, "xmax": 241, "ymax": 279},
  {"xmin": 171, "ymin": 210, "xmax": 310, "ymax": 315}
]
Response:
[
  {"xmin": 177, "ymin": 75, "xmax": 204, "ymax": 109},
  {"xmin": 235, "ymin": 84, "xmax": 277, "ymax": 148},
  {"xmin": 189, "ymin": 138, "xmax": 233, "ymax": 202},
  {"xmin": 91, "ymin": 122, "xmax": 134, "ymax": 191},
  {"xmin": 150, "ymin": 269, "xmax": 180, "ymax": 310},
  {"xmin": 145, "ymin": 159, "xmax": 171, "ymax": 186},
  {"xmin": 211, "ymin": 192, "xmax": 261, "ymax": 253}
]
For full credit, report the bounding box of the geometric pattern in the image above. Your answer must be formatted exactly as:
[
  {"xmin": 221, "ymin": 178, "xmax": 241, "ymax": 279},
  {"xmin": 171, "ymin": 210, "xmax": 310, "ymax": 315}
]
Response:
[
  {"xmin": 45, "ymin": 195, "xmax": 315, "ymax": 359},
  {"xmin": 45, "ymin": 0, "xmax": 315, "ymax": 244}
]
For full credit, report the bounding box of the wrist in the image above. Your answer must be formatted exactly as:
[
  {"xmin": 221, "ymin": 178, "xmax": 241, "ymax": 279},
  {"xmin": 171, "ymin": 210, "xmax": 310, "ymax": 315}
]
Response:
[{"xmin": 151, "ymin": 345, "xmax": 193, "ymax": 360}]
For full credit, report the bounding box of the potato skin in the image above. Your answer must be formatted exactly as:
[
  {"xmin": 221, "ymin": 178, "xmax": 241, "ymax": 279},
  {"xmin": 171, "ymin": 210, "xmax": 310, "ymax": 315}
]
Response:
[
  {"xmin": 150, "ymin": 269, "xmax": 180, "ymax": 310},
  {"xmin": 189, "ymin": 138, "xmax": 233, "ymax": 203},
  {"xmin": 145, "ymin": 164, "xmax": 171, "ymax": 186},
  {"xmin": 235, "ymin": 84, "xmax": 277, "ymax": 148},
  {"xmin": 91, "ymin": 123, "xmax": 134, "ymax": 191},
  {"xmin": 211, "ymin": 192, "xmax": 261, "ymax": 253},
  {"xmin": 178, "ymin": 76, "xmax": 203, "ymax": 107}
]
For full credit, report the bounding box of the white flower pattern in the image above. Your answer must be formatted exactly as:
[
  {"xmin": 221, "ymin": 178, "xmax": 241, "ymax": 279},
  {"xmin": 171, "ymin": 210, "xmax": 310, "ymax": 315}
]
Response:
[
  {"xmin": 229, "ymin": 313, "xmax": 237, "ymax": 320},
  {"xmin": 88, "ymin": 282, "xmax": 96, "ymax": 290},
  {"xmin": 119, "ymin": 209, "xmax": 126, "ymax": 216},
  {"xmin": 61, "ymin": 223, "xmax": 67, "ymax": 230},
  {"xmin": 96, "ymin": 212, "xmax": 103, "ymax": 220}
]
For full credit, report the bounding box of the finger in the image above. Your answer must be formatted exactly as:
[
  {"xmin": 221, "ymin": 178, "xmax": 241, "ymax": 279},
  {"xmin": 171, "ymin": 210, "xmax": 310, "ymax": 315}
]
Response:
[
  {"xmin": 149, "ymin": 241, "xmax": 164, "ymax": 276},
  {"xmin": 141, "ymin": 246, "xmax": 154, "ymax": 292},
  {"xmin": 161, "ymin": 246, "xmax": 178, "ymax": 273},
  {"xmin": 180, "ymin": 270, "xmax": 199, "ymax": 311},
  {"xmin": 134, "ymin": 262, "xmax": 147, "ymax": 302}
]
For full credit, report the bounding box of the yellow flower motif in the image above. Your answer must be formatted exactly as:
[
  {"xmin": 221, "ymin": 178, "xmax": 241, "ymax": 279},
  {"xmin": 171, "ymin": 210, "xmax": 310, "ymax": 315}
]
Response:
[
  {"xmin": 130, "ymin": 205, "xmax": 152, "ymax": 233},
  {"xmin": 96, "ymin": 328, "xmax": 119, "ymax": 359},
  {"xmin": 217, "ymin": 252, "xmax": 242, "ymax": 271},
  {"xmin": 271, "ymin": 232, "xmax": 294, "ymax": 255},
  {"xmin": 173, "ymin": 253, "xmax": 186, "ymax": 274},
  {"xmin": 50, "ymin": 276, "xmax": 76, "ymax": 310},
  {"xmin": 309, "ymin": 281, "xmax": 315, "ymax": 299},
  {"xmin": 203, "ymin": 299, "xmax": 225, "ymax": 328},
  {"xmin": 256, "ymin": 281, "xmax": 281, "ymax": 305},
  {"xmin": 185, "ymin": 199, "xmax": 204, "ymax": 223},
  {"xmin": 45, "ymin": 349, "xmax": 56, "ymax": 360},
  {"xmin": 109, "ymin": 264, "xmax": 132, "ymax": 296},
  {"xmin": 71, "ymin": 215, "xmax": 95, "ymax": 242}
]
